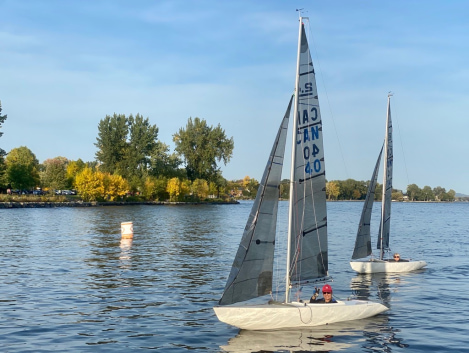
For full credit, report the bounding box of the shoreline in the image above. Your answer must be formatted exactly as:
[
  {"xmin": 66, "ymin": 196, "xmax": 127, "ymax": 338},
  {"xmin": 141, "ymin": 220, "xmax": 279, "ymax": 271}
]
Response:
[{"xmin": 0, "ymin": 200, "xmax": 240, "ymax": 209}]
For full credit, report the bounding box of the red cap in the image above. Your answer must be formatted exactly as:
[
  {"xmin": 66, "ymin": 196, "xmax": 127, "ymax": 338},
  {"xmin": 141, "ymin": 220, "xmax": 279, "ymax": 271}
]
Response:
[{"xmin": 322, "ymin": 284, "xmax": 332, "ymax": 293}]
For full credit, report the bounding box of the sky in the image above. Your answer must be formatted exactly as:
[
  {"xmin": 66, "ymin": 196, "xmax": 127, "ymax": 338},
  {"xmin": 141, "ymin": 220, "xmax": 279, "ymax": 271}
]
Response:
[{"xmin": 1, "ymin": 0, "xmax": 468, "ymax": 194}]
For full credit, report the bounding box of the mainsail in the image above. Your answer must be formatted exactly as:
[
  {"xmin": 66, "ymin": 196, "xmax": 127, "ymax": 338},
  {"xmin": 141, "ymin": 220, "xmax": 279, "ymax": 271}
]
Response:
[
  {"xmin": 218, "ymin": 97, "xmax": 293, "ymax": 305},
  {"xmin": 351, "ymin": 145, "xmax": 383, "ymax": 260},
  {"xmin": 288, "ymin": 22, "xmax": 328, "ymax": 285},
  {"xmin": 377, "ymin": 96, "xmax": 393, "ymax": 255}
]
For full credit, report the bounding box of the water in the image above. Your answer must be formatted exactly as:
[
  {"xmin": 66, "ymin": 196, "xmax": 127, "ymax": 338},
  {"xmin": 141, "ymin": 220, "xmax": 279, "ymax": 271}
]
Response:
[{"xmin": 1, "ymin": 201, "xmax": 468, "ymax": 352}]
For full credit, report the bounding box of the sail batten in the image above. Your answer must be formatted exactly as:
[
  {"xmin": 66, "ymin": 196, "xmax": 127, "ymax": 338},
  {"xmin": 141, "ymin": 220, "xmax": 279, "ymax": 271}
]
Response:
[{"xmin": 299, "ymin": 70, "xmax": 315, "ymax": 76}]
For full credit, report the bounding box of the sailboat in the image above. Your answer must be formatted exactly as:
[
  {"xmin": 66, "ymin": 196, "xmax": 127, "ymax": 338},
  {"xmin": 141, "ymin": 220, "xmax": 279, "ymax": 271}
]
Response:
[
  {"xmin": 349, "ymin": 94, "xmax": 427, "ymax": 274},
  {"xmin": 213, "ymin": 16, "xmax": 388, "ymax": 331}
]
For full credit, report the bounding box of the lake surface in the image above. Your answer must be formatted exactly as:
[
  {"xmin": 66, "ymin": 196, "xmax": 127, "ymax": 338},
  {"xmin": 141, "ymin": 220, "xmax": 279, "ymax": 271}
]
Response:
[{"xmin": 1, "ymin": 201, "xmax": 468, "ymax": 352}]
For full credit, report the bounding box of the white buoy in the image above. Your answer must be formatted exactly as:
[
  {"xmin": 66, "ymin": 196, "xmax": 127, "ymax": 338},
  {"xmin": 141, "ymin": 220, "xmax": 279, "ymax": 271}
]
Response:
[{"xmin": 121, "ymin": 221, "xmax": 133, "ymax": 238}]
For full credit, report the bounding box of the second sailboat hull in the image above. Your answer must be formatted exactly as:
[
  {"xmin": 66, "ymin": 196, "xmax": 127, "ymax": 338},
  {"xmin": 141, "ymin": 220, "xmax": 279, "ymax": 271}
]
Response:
[
  {"xmin": 213, "ymin": 300, "xmax": 388, "ymax": 330},
  {"xmin": 350, "ymin": 259, "xmax": 427, "ymax": 274}
]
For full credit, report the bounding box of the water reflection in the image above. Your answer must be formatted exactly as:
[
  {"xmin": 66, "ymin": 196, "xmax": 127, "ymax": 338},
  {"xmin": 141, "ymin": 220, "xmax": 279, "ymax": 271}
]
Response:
[
  {"xmin": 350, "ymin": 273, "xmax": 394, "ymax": 305},
  {"xmin": 119, "ymin": 238, "xmax": 133, "ymax": 269},
  {"xmin": 350, "ymin": 270, "xmax": 426, "ymax": 307},
  {"xmin": 350, "ymin": 273, "xmax": 413, "ymax": 351},
  {"xmin": 221, "ymin": 317, "xmax": 387, "ymax": 352}
]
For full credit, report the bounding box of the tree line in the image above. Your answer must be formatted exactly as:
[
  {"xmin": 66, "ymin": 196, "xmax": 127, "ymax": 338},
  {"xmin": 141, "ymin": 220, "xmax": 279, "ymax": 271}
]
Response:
[
  {"xmin": 326, "ymin": 179, "xmax": 457, "ymax": 202},
  {"xmin": 0, "ymin": 106, "xmax": 235, "ymax": 202},
  {"xmin": 237, "ymin": 177, "xmax": 458, "ymax": 202},
  {"xmin": 0, "ymin": 101, "xmax": 460, "ymax": 202}
]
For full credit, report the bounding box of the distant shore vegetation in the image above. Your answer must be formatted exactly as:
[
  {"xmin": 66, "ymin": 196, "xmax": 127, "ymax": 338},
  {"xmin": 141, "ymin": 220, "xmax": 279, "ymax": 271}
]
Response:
[{"xmin": 0, "ymin": 103, "xmax": 464, "ymax": 203}]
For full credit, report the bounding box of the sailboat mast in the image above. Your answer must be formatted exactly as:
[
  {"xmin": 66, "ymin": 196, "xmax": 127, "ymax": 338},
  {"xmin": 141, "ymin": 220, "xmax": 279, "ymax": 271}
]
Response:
[
  {"xmin": 379, "ymin": 93, "xmax": 392, "ymax": 259},
  {"xmin": 285, "ymin": 16, "xmax": 304, "ymax": 303}
]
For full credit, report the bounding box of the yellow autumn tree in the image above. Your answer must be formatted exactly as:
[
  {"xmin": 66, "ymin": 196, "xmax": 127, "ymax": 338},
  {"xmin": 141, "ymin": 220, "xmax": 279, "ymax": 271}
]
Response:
[
  {"xmin": 242, "ymin": 176, "xmax": 251, "ymax": 188},
  {"xmin": 144, "ymin": 176, "xmax": 168, "ymax": 201},
  {"xmin": 326, "ymin": 181, "xmax": 340, "ymax": 200},
  {"xmin": 181, "ymin": 179, "xmax": 191, "ymax": 199},
  {"xmin": 144, "ymin": 176, "xmax": 156, "ymax": 200},
  {"xmin": 66, "ymin": 159, "xmax": 86, "ymax": 187},
  {"xmin": 167, "ymin": 177, "xmax": 181, "ymax": 201},
  {"xmin": 75, "ymin": 167, "xmax": 105, "ymax": 201},
  {"xmin": 105, "ymin": 173, "xmax": 129, "ymax": 201},
  {"xmin": 192, "ymin": 179, "xmax": 209, "ymax": 200},
  {"xmin": 209, "ymin": 181, "xmax": 219, "ymax": 198},
  {"xmin": 167, "ymin": 177, "xmax": 191, "ymax": 201}
]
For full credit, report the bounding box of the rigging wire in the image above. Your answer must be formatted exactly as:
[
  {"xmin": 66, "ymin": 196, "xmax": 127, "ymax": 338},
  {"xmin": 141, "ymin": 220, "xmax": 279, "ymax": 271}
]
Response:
[
  {"xmin": 305, "ymin": 18, "xmax": 328, "ymax": 275},
  {"xmin": 305, "ymin": 19, "xmax": 350, "ymax": 180}
]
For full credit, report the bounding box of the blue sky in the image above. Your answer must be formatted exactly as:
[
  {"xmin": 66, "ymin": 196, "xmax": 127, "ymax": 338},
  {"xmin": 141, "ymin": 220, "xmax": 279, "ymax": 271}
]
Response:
[{"xmin": 1, "ymin": 0, "xmax": 468, "ymax": 194}]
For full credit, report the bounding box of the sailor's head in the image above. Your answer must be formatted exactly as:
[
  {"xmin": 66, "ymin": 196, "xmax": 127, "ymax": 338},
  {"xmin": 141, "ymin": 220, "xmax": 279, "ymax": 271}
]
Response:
[
  {"xmin": 322, "ymin": 284, "xmax": 332, "ymax": 294},
  {"xmin": 393, "ymin": 253, "xmax": 400, "ymax": 261}
]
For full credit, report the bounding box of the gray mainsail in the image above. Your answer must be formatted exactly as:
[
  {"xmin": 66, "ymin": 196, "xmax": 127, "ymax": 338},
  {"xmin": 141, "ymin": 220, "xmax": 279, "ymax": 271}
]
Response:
[
  {"xmin": 378, "ymin": 95, "xmax": 393, "ymax": 256},
  {"xmin": 351, "ymin": 145, "xmax": 383, "ymax": 260},
  {"xmin": 288, "ymin": 22, "xmax": 328, "ymax": 284},
  {"xmin": 219, "ymin": 96, "xmax": 293, "ymax": 305}
]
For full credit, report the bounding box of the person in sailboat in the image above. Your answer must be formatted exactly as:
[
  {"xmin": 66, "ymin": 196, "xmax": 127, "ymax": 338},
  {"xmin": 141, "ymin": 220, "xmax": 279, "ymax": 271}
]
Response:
[
  {"xmin": 309, "ymin": 284, "xmax": 337, "ymax": 304},
  {"xmin": 391, "ymin": 253, "xmax": 408, "ymax": 262}
]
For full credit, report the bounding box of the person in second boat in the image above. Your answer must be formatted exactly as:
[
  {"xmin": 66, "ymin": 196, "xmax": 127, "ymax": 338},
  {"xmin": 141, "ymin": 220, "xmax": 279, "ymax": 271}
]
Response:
[
  {"xmin": 309, "ymin": 284, "xmax": 337, "ymax": 303},
  {"xmin": 391, "ymin": 253, "xmax": 408, "ymax": 262}
]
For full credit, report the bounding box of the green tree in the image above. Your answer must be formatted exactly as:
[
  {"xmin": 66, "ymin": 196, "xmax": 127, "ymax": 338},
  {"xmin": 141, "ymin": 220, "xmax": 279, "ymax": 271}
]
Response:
[
  {"xmin": 432, "ymin": 186, "xmax": 446, "ymax": 201},
  {"xmin": 280, "ymin": 179, "xmax": 290, "ymax": 200},
  {"xmin": 122, "ymin": 114, "xmax": 159, "ymax": 184},
  {"xmin": 173, "ymin": 117, "xmax": 234, "ymax": 182},
  {"xmin": 41, "ymin": 157, "xmax": 69, "ymax": 191},
  {"xmin": 211, "ymin": 172, "xmax": 228, "ymax": 199},
  {"xmin": 391, "ymin": 190, "xmax": 404, "ymax": 201},
  {"xmin": 337, "ymin": 179, "xmax": 367, "ymax": 200},
  {"xmin": 440, "ymin": 189, "xmax": 456, "ymax": 201},
  {"xmin": 149, "ymin": 141, "xmax": 182, "ymax": 178},
  {"xmin": 95, "ymin": 113, "xmax": 168, "ymax": 192},
  {"xmin": 95, "ymin": 113, "xmax": 128, "ymax": 174},
  {"xmin": 375, "ymin": 183, "xmax": 383, "ymax": 201},
  {"xmin": 421, "ymin": 186, "xmax": 435, "ymax": 201},
  {"xmin": 5, "ymin": 146, "xmax": 40, "ymax": 190},
  {"xmin": 192, "ymin": 179, "xmax": 209, "ymax": 200},
  {"xmin": 407, "ymin": 184, "xmax": 422, "ymax": 201},
  {"xmin": 447, "ymin": 189, "xmax": 456, "ymax": 201}
]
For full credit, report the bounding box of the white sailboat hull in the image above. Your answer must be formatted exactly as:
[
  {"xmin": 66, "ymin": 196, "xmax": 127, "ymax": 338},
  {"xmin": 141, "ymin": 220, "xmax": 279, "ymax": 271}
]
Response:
[
  {"xmin": 350, "ymin": 259, "xmax": 427, "ymax": 274},
  {"xmin": 213, "ymin": 300, "xmax": 388, "ymax": 330}
]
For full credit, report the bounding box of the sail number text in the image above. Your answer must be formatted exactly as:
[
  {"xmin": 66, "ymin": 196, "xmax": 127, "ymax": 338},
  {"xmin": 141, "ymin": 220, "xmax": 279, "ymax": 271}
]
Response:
[{"xmin": 297, "ymin": 107, "xmax": 322, "ymax": 175}]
